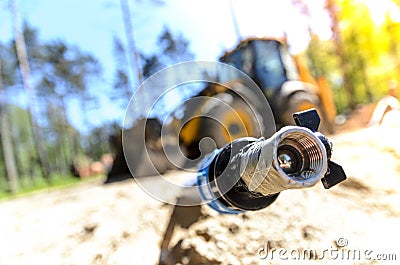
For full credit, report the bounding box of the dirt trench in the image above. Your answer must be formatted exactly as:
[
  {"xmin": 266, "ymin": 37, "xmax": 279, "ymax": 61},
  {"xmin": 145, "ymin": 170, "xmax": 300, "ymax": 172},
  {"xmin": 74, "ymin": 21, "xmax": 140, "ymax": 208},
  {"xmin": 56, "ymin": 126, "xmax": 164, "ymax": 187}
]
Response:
[{"xmin": 0, "ymin": 123, "xmax": 400, "ymax": 265}]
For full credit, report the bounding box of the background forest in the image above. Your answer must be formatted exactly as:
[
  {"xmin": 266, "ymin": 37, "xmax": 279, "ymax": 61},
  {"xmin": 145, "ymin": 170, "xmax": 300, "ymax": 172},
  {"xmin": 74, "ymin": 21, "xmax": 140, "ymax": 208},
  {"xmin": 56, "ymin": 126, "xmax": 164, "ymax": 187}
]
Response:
[{"xmin": 1, "ymin": 0, "xmax": 400, "ymax": 195}]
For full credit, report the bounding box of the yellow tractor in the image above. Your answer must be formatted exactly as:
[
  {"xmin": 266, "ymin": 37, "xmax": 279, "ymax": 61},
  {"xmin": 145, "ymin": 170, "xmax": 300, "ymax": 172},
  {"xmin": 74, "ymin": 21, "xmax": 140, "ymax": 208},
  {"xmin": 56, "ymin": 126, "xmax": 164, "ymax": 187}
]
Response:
[
  {"xmin": 106, "ymin": 37, "xmax": 336, "ymax": 181},
  {"xmin": 178, "ymin": 37, "xmax": 335, "ymax": 160}
]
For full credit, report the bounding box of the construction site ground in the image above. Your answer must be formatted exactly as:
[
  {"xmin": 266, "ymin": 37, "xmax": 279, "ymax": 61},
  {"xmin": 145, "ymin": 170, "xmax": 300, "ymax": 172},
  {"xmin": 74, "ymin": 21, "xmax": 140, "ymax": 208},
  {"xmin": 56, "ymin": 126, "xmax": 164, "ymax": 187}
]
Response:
[{"xmin": 1, "ymin": 110, "xmax": 400, "ymax": 265}]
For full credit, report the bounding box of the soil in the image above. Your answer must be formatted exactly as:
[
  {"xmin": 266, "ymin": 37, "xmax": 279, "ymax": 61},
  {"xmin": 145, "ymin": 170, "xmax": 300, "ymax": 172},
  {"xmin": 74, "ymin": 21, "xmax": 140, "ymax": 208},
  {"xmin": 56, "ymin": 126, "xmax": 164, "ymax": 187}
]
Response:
[{"xmin": 1, "ymin": 113, "xmax": 399, "ymax": 265}]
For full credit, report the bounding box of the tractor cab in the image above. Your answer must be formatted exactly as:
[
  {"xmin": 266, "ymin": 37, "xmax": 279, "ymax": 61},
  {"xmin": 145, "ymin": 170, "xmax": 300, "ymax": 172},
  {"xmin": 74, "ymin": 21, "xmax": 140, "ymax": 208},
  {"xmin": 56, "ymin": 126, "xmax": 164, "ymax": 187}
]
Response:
[
  {"xmin": 219, "ymin": 37, "xmax": 327, "ymax": 128},
  {"xmin": 220, "ymin": 38, "xmax": 299, "ymax": 97}
]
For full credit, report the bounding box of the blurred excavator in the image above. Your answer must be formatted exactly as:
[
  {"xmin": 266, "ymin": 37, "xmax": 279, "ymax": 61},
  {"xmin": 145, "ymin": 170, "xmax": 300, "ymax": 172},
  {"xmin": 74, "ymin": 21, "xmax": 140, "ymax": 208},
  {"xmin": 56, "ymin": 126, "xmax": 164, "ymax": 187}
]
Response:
[{"xmin": 105, "ymin": 37, "xmax": 337, "ymax": 182}]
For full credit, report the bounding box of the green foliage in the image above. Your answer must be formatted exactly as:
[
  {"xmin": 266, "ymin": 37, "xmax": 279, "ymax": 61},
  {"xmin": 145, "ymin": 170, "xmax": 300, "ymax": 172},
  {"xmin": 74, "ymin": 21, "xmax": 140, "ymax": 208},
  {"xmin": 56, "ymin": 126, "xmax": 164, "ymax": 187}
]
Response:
[
  {"xmin": 35, "ymin": 40, "xmax": 101, "ymax": 98},
  {"xmin": 22, "ymin": 23, "xmax": 102, "ymax": 176},
  {"xmin": 0, "ymin": 22, "xmax": 107, "ymax": 193},
  {"xmin": 112, "ymin": 26, "xmax": 195, "ymax": 118},
  {"xmin": 0, "ymin": 43, "xmax": 19, "ymax": 87},
  {"xmin": 85, "ymin": 122, "xmax": 119, "ymax": 160},
  {"xmin": 7, "ymin": 105, "xmax": 39, "ymax": 179},
  {"xmin": 141, "ymin": 26, "xmax": 194, "ymax": 78},
  {"xmin": 0, "ymin": 148, "xmax": 5, "ymax": 187},
  {"xmin": 0, "ymin": 173, "xmax": 102, "ymax": 201},
  {"xmin": 303, "ymin": 0, "xmax": 400, "ymax": 113}
]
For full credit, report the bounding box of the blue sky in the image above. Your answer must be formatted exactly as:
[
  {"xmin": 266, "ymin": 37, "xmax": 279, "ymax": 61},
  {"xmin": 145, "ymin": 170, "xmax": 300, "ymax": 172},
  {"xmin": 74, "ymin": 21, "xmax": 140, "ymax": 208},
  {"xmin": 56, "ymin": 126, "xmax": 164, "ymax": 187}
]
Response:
[{"xmin": 0, "ymin": 0, "xmax": 332, "ymax": 129}]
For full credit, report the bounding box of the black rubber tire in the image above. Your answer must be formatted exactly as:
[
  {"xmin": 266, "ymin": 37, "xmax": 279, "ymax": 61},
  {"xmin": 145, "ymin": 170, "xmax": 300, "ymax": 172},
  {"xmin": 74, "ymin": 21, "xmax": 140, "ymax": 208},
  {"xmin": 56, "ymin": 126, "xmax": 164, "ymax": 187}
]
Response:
[
  {"xmin": 197, "ymin": 94, "xmax": 262, "ymax": 153},
  {"xmin": 282, "ymin": 91, "xmax": 329, "ymax": 133}
]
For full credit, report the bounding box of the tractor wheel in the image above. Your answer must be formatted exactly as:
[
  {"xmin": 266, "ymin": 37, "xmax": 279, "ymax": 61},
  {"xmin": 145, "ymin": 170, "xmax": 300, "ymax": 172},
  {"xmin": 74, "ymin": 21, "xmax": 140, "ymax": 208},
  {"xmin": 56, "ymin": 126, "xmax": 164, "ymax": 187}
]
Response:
[
  {"xmin": 197, "ymin": 95, "xmax": 263, "ymax": 154},
  {"xmin": 283, "ymin": 91, "xmax": 329, "ymax": 133}
]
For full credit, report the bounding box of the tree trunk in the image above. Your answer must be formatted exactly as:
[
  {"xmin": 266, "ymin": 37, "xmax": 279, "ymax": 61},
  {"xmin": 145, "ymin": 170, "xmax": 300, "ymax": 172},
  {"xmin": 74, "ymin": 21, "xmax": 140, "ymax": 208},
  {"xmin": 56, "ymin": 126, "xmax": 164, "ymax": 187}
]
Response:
[
  {"xmin": 0, "ymin": 61, "xmax": 19, "ymax": 194},
  {"xmin": 120, "ymin": 0, "xmax": 144, "ymax": 87},
  {"xmin": 60, "ymin": 96, "xmax": 73, "ymax": 172},
  {"xmin": 9, "ymin": 0, "xmax": 52, "ymax": 182}
]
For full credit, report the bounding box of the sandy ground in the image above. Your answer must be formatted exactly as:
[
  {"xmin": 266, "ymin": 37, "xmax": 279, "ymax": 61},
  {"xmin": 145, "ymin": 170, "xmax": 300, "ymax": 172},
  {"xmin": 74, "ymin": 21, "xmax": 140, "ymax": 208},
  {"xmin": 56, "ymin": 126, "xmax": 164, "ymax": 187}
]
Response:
[{"xmin": 1, "ymin": 117, "xmax": 400, "ymax": 265}]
